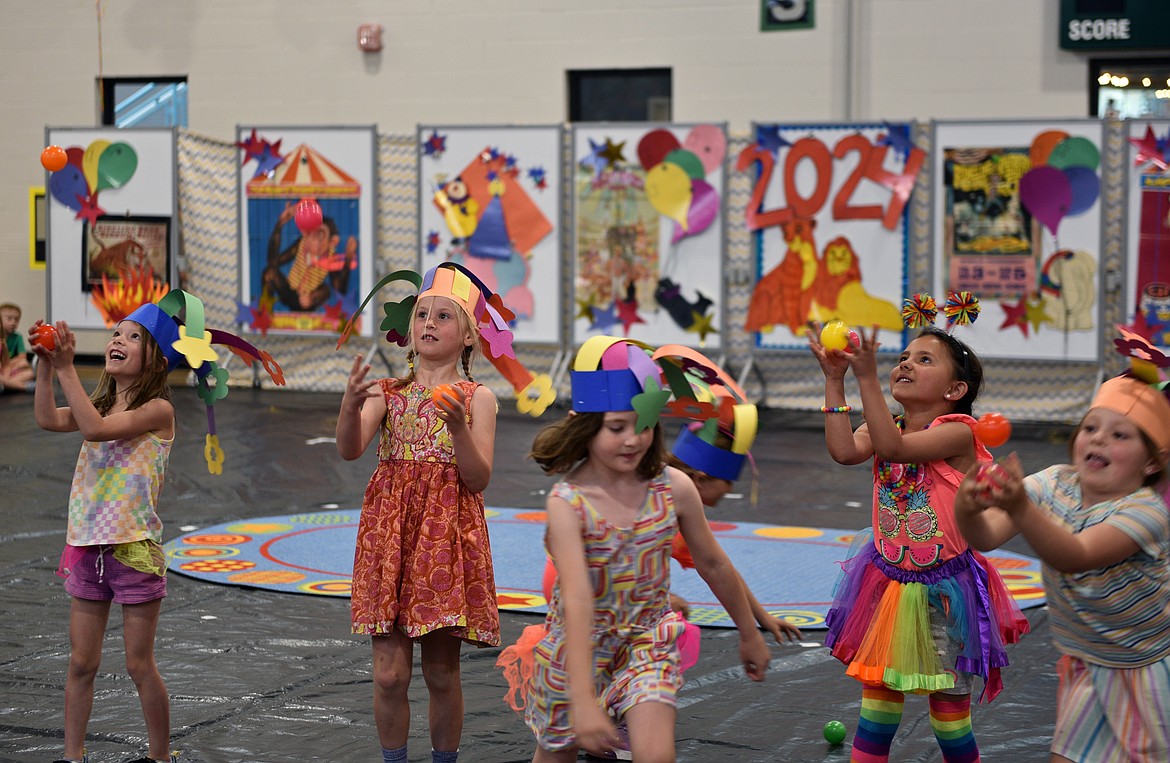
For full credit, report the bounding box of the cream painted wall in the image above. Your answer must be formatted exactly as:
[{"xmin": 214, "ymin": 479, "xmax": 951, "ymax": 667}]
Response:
[{"xmin": 0, "ymin": 0, "xmax": 1093, "ymax": 351}]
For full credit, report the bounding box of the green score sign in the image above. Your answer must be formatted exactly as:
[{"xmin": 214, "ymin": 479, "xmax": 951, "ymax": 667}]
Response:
[{"xmin": 1060, "ymin": 0, "xmax": 1170, "ymax": 50}]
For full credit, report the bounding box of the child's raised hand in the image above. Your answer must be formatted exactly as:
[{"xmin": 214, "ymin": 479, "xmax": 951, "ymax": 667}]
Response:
[
  {"xmin": 38, "ymin": 321, "xmax": 76, "ymax": 368},
  {"xmin": 807, "ymin": 321, "xmax": 851, "ymax": 380},
  {"xmin": 844, "ymin": 324, "xmax": 881, "ymax": 379},
  {"xmin": 340, "ymin": 354, "xmax": 378, "ymax": 412}
]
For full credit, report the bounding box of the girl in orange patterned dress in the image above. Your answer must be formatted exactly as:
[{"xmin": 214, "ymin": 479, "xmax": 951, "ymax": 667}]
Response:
[
  {"xmin": 336, "ymin": 263, "xmax": 506, "ymax": 763},
  {"xmin": 497, "ymin": 336, "xmax": 771, "ymax": 762}
]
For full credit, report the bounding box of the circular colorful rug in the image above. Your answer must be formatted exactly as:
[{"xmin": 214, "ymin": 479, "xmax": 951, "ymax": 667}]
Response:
[{"xmin": 164, "ymin": 508, "xmax": 1045, "ymax": 629}]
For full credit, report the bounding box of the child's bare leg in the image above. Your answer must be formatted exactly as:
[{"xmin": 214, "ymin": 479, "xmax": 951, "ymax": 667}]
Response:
[
  {"xmin": 532, "ymin": 746, "xmax": 579, "ymax": 763},
  {"xmin": 64, "ymin": 598, "xmax": 111, "ymax": 760},
  {"xmin": 372, "ymin": 632, "xmax": 414, "ymax": 750},
  {"xmin": 420, "ymin": 630, "xmax": 463, "ymax": 753},
  {"xmin": 123, "ymin": 599, "xmax": 168, "ymax": 760},
  {"xmin": 624, "ymin": 700, "xmax": 677, "ymax": 763}
]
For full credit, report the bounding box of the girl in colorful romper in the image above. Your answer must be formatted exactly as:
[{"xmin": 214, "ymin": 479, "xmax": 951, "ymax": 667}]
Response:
[
  {"xmin": 497, "ymin": 336, "xmax": 770, "ymax": 762},
  {"xmin": 957, "ymin": 367, "xmax": 1170, "ymax": 762},
  {"xmin": 809, "ymin": 324, "xmax": 1029, "ymax": 763},
  {"xmin": 337, "ymin": 261, "xmax": 550, "ymax": 763}
]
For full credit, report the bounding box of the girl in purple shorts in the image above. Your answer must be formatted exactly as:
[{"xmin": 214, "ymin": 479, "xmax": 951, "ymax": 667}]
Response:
[{"xmin": 32, "ymin": 291, "xmax": 281, "ymax": 763}]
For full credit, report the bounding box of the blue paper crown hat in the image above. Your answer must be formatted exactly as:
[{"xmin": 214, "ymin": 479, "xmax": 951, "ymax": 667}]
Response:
[{"xmin": 122, "ymin": 289, "xmax": 286, "ymax": 474}]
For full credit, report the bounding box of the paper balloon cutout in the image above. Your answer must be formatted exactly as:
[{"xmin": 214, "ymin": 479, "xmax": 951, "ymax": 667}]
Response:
[
  {"xmin": 48, "ymin": 165, "xmax": 88, "ymax": 212},
  {"xmin": 637, "ymin": 128, "xmax": 681, "ymax": 170},
  {"xmin": 645, "ymin": 162, "xmax": 693, "ymax": 230},
  {"xmin": 682, "ymin": 124, "xmax": 726, "ymax": 175},
  {"xmin": 1029, "ymin": 130, "xmax": 1069, "ymax": 168},
  {"xmin": 671, "ymin": 178, "xmax": 719, "ymax": 243},
  {"xmin": 1063, "ymin": 165, "xmax": 1099, "ymax": 216},
  {"xmin": 95, "ymin": 142, "xmax": 138, "ymax": 191},
  {"xmin": 1019, "ymin": 166, "xmax": 1070, "ymax": 236},
  {"xmin": 663, "ymin": 148, "xmax": 705, "ymax": 180},
  {"xmin": 81, "ymin": 140, "xmax": 112, "ymax": 195},
  {"xmin": 1047, "ymin": 136, "xmax": 1099, "ymax": 172}
]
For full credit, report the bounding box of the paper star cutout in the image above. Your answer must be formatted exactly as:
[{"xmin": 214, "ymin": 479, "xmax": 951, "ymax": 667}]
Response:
[
  {"xmin": 632, "ymin": 379, "xmax": 672, "ymax": 432},
  {"xmin": 74, "ymin": 193, "xmax": 106, "ymax": 225},
  {"xmin": 1025, "ymin": 295, "xmax": 1053, "ymax": 334},
  {"xmin": 756, "ymin": 125, "xmax": 790, "ymax": 155},
  {"xmin": 236, "ymin": 129, "xmax": 266, "ymax": 163},
  {"xmin": 601, "ymin": 138, "xmax": 627, "ymax": 166},
  {"xmin": 998, "ymin": 295, "xmax": 1030, "ymax": 337},
  {"xmin": 686, "ymin": 310, "xmax": 716, "ymax": 343},
  {"xmin": 250, "ymin": 307, "xmax": 273, "ymax": 335},
  {"xmin": 876, "ymin": 121, "xmax": 914, "ymax": 156},
  {"xmin": 323, "ymin": 301, "xmax": 346, "ymax": 329},
  {"xmin": 235, "ymin": 301, "xmax": 254, "ymax": 324},
  {"xmin": 579, "ymin": 138, "xmax": 609, "ymax": 177},
  {"xmin": 615, "ymin": 298, "xmax": 645, "ymax": 336},
  {"xmin": 1129, "ymin": 125, "xmax": 1168, "ymax": 171},
  {"xmin": 589, "ymin": 302, "xmax": 619, "ymax": 332},
  {"xmin": 252, "ymin": 143, "xmax": 285, "ymax": 178},
  {"xmin": 423, "ymin": 130, "xmax": 447, "ymax": 158},
  {"xmin": 575, "ymin": 297, "xmax": 595, "ymax": 321},
  {"xmin": 527, "ymin": 166, "xmax": 548, "ymax": 189},
  {"xmin": 173, "ymin": 325, "xmax": 219, "ymax": 367},
  {"xmin": 426, "ymin": 230, "xmax": 441, "ymax": 254}
]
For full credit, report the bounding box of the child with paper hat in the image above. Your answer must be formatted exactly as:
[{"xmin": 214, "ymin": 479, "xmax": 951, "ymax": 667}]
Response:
[
  {"xmin": 338, "ymin": 261, "xmax": 544, "ymax": 763},
  {"xmin": 338, "ymin": 260, "xmax": 555, "ymax": 416},
  {"xmin": 496, "ymin": 336, "xmax": 770, "ymax": 762},
  {"xmin": 31, "ymin": 289, "xmax": 281, "ymax": 763},
  {"xmin": 957, "ymin": 329, "xmax": 1170, "ymax": 762},
  {"xmin": 657, "ymin": 345, "xmax": 804, "ymax": 646}
]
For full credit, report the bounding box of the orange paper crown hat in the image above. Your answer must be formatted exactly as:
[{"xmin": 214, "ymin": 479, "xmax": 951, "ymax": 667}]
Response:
[{"xmin": 1091, "ymin": 376, "xmax": 1170, "ymax": 454}]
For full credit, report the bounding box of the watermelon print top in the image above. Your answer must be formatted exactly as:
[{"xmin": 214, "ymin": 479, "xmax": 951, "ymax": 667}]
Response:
[{"xmin": 870, "ymin": 413, "xmax": 992, "ymax": 571}]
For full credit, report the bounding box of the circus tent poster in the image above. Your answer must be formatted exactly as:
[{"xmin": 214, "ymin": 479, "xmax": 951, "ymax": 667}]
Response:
[{"xmin": 237, "ymin": 126, "xmax": 376, "ymax": 337}]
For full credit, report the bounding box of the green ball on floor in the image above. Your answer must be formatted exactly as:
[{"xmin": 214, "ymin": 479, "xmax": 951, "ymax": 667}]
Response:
[{"xmin": 823, "ymin": 720, "xmax": 847, "ymax": 745}]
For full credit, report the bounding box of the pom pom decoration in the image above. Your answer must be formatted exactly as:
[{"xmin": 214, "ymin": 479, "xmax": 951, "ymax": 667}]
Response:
[
  {"xmin": 901, "ymin": 293, "xmax": 937, "ymax": 329},
  {"xmin": 943, "ymin": 290, "xmax": 980, "ymax": 329}
]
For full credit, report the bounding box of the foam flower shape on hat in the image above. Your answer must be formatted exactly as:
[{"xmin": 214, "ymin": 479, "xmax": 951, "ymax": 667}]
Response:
[
  {"xmin": 204, "ymin": 434, "xmax": 225, "ymax": 475},
  {"xmin": 197, "ymin": 366, "xmax": 231, "ymax": 406},
  {"xmin": 664, "ymin": 397, "xmax": 718, "ymax": 421},
  {"xmin": 481, "ymin": 322, "xmax": 517, "ymax": 360},
  {"xmin": 259, "ymin": 351, "xmax": 286, "ymax": 386},
  {"xmin": 173, "ymin": 325, "xmax": 218, "ymax": 368},
  {"xmin": 486, "ymin": 293, "xmax": 516, "ymax": 324},
  {"xmin": 516, "ymin": 373, "xmax": 556, "ymax": 417},
  {"xmin": 632, "ymin": 377, "xmax": 672, "ymax": 432},
  {"xmin": 379, "ymin": 296, "xmax": 417, "ymax": 338},
  {"xmin": 1114, "ymin": 325, "xmax": 1170, "ymax": 369}
]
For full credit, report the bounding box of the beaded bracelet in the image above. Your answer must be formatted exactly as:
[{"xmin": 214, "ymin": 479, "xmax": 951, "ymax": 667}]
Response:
[{"xmin": 820, "ymin": 405, "xmax": 852, "ymax": 413}]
